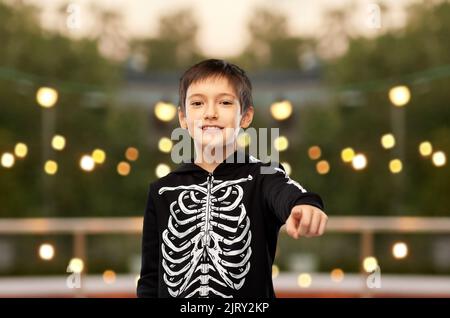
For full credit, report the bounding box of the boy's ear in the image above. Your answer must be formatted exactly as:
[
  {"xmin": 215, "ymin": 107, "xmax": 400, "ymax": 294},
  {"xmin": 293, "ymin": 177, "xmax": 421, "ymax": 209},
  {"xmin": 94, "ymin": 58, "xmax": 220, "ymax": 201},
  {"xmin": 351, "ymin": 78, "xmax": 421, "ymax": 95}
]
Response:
[
  {"xmin": 178, "ymin": 106, "xmax": 188, "ymax": 129},
  {"xmin": 240, "ymin": 106, "xmax": 254, "ymax": 129}
]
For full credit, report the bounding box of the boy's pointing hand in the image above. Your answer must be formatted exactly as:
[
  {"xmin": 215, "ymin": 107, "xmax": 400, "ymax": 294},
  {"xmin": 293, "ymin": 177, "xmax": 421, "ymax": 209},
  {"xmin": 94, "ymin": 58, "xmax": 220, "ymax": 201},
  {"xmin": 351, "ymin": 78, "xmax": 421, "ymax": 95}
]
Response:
[{"xmin": 285, "ymin": 205, "xmax": 328, "ymax": 239}]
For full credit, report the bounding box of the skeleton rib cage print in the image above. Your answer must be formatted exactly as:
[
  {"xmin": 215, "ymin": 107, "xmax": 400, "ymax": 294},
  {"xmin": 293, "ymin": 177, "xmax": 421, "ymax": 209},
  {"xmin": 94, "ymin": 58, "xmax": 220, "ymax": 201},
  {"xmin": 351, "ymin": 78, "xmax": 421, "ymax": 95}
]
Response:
[{"xmin": 158, "ymin": 174, "xmax": 253, "ymax": 298}]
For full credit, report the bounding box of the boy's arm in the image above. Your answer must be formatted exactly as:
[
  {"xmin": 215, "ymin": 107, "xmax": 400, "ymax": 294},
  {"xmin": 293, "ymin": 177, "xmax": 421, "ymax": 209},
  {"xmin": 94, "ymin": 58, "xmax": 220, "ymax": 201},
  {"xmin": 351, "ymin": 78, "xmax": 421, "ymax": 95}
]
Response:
[
  {"xmin": 136, "ymin": 183, "xmax": 159, "ymax": 298},
  {"xmin": 262, "ymin": 163, "xmax": 328, "ymax": 238}
]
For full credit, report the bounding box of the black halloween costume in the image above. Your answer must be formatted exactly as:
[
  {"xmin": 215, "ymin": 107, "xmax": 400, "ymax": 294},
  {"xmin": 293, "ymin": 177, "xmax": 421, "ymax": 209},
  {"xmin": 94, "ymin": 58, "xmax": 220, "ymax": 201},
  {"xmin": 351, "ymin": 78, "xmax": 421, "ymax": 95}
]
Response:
[{"xmin": 137, "ymin": 150, "xmax": 324, "ymax": 298}]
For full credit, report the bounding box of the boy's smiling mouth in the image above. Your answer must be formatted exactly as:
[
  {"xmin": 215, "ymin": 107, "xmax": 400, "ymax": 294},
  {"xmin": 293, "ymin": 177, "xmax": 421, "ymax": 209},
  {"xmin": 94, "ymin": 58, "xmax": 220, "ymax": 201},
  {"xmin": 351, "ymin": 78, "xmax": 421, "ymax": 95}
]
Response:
[{"xmin": 201, "ymin": 124, "xmax": 224, "ymax": 132}]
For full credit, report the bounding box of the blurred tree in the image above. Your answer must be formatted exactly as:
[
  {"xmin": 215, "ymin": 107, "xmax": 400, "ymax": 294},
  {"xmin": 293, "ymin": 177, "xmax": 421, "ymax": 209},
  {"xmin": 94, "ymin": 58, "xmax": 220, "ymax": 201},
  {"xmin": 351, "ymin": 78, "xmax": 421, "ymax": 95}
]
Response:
[
  {"xmin": 0, "ymin": 1, "xmax": 145, "ymax": 217},
  {"xmin": 130, "ymin": 8, "xmax": 204, "ymax": 71},
  {"xmin": 324, "ymin": 1, "xmax": 450, "ymax": 215},
  {"xmin": 236, "ymin": 8, "xmax": 315, "ymax": 71}
]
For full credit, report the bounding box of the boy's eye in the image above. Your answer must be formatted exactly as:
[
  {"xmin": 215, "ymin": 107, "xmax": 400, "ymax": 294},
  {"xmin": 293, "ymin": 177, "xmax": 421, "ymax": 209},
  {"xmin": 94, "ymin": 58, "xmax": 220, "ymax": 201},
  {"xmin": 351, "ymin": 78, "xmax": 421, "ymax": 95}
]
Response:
[
  {"xmin": 221, "ymin": 100, "xmax": 233, "ymax": 105},
  {"xmin": 190, "ymin": 101, "xmax": 203, "ymax": 106}
]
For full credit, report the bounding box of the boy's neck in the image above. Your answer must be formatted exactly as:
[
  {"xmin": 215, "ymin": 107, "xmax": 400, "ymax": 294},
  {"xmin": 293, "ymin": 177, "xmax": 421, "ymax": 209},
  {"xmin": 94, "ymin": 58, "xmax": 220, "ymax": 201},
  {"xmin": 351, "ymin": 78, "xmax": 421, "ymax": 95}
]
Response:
[{"xmin": 194, "ymin": 144, "xmax": 237, "ymax": 173}]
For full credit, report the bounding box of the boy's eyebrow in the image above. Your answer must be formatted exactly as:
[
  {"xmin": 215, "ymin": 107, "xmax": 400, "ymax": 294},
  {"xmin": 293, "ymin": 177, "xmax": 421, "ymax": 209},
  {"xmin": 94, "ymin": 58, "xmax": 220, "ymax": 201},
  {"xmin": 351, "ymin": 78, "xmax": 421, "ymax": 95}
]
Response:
[
  {"xmin": 216, "ymin": 93, "xmax": 237, "ymax": 99},
  {"xmin": 187, "ymin": 92, "xmax": 237, "ymax": 100},
  {"xmin": 187, "ymin": 93, "xmax": 206, "ymax": 100}
]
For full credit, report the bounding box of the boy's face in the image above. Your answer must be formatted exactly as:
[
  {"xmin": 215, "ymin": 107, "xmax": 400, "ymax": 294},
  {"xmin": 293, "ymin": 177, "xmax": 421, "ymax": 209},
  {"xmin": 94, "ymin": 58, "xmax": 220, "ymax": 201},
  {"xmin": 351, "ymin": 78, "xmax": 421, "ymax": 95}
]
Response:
[{"xmin": 179, "ymin": 76, "xmax": 253, "ymax": 152}]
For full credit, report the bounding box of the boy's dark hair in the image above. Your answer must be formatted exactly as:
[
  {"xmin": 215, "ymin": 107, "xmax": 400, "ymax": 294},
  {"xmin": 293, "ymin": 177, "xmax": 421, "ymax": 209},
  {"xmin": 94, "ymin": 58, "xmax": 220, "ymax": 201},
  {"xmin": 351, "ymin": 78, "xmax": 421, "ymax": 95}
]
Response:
[{"xmin": 178, "ymin": 59, "xmax": 253, "ymax": 113}]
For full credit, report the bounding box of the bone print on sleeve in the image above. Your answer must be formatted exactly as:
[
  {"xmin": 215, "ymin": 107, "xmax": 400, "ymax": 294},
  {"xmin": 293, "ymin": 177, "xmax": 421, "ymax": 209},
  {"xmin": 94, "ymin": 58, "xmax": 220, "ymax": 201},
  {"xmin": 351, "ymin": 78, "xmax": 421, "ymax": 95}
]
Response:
[
  {"xmin": 262, "ymin": 163, "xmax": 324, "ymax": 225},
  {"xmin": 158, "ymin": 175, "xmax": 253, "ymax": 298}
]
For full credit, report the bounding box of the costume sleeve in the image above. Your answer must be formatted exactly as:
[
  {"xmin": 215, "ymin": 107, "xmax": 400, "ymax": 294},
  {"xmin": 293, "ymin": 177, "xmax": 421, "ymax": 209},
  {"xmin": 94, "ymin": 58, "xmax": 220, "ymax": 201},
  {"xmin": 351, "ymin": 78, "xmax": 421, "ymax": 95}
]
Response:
[
  {"xmin": 261, "ymin": 162, "xmax": 324, "ymax": 225},
  {"xmin": 136, "ymin": 183, "xmax": 159, "ymax": 298}
]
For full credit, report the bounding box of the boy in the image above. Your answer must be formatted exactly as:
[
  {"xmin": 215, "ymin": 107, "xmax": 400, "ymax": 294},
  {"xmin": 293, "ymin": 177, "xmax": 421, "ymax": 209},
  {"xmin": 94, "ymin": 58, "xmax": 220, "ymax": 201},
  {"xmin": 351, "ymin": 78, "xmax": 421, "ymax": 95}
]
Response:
[{"xmin": 137, "ymin": 59, "xmax": 327, "ymax": 298}]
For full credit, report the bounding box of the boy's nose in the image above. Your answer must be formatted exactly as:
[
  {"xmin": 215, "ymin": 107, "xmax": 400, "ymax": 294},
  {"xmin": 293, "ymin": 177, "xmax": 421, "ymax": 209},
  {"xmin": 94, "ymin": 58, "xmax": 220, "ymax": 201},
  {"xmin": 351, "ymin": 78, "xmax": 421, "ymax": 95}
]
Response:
[{"xmin": 203, "ymin": 103, "xmax": 218, "ymax": 120}]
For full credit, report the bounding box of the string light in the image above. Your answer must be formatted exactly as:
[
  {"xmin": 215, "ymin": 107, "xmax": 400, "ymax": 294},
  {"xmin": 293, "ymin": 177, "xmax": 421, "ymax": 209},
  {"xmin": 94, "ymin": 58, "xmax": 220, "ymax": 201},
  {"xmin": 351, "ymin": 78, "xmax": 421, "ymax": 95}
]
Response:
[
  {"xmin": 272, "ymin": 265, "xmax": 280, "ymax": 279},
  {"xmin": 237, "ymin": 132, "xmax": 251, "ymax": 148},
  {"xmin": 155, "ymin": 163, "xmax": 171, "ymax": 178},
  {"xmin": 14, "ymin": 143, "xmax": 28, "ymax": 158},
  {"xmin": 308, "ymin": 146, "xmax": 321, "ymax": 160},
  {"xmin": 44, "ymin": 160, "xmax": 58, "ymax": 175},
  {"xmin": 92, "ymin": 149, "xmax": 106, "ymax": 164},
  {"xmin": 330, "ymin": 268, "xmax": 345, "ymax": 283},
  {"xmin": 381, "ymin": 134, "xmax": 396, "ymax": 149},
  {"xmin": 125, "ymin": 147, "xmax": 139, "ymax": 161},
  {"xmin": 341, "ymin": 147, "xmax": 355, "ymax": 163},
  {"xmin": 154, "ymin": 101, "xmax": 177, "ymax": 122},
  {"xmin": 80, "ymin": 155, "xmax": 95, "ymax": 171},
  {"xmin": 1, "ymin": 152, "xmax": 15, "ymax": 168},
  {"xmin": 419, "ymin": 141, "xmax": 433, "ymax": 157},
  {"xmin": 363, "ymin": 256, "xmax": 378, "ymax": 272},
  {"xmin": 68, "ymin": 258, "xmax": 84, "ymax": 273},
  {"xmin": 274, "ymin": 136, "xmax": 289, "ymax": 152},
  {"xmin": 281, "ymin": 162, "xmax": 291, "ymax": 175},
  {"xmin": 51, "ymin": 135, "xmax": 66, "ymax": 151},
  {"xmin": 297, "ymin": 273, "xmax": 312, "ymax": 288},
  {"xmin": 432, "ymin": 151, "xmax": 446, "ymax": 167},
  {"xmin": 270, "ymin": 100, "xmax": 293, "ymax": 121},
  {"xmin": 352, "ymin": 153, "xmax": 367, "ymax": 170},
  {"xmin": 389, "ymin": 85, "xmax": 411, "ymax": 107},
  {"xmin": 36, "ymin": 87, "xmax": 58, "ymax": 108},
  {"xmin": 39, "ymin": 243, "xmax": 55, "ymax": 260},
  {"xmin": 103, "ymin": 270, "xmax": 116, "ymax": 284},
  {"xmin": 316, "ymin": 160, "xmax": 330, "ymax": 175},
  {"xmin": 389, "ymin": 159, "xmax": 403, "ymax": 174},
  {"xmin": 158, "ymin": 137, "xmax": 173, "ymax": 153},
  {"xmin": 117, "ymin": 161, "xmax": 131, "ymax": 176},
  {"xmin": 392, "ymin": 242, "xmax": 408, "ymax": 259}
]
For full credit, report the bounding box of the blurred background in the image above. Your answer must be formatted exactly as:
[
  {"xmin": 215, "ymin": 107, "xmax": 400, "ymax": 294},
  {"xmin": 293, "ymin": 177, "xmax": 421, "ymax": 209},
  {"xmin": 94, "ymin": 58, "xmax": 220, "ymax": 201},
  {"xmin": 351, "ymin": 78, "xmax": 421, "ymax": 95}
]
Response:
[{"xmin": 0, "ymin": 0, "xmax": 449, "ymax": 297}]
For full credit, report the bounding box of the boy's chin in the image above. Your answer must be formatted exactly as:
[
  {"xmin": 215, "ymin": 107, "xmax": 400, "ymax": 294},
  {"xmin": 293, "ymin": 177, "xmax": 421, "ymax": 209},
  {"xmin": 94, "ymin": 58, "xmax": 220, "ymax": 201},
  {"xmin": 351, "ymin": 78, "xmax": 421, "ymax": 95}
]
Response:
[
  {"xmin": 194, "ymin": 139, "xmax": 235, "ymax": 151},
  {"xmin": 197, "ymin": 141, "xmax": 226, "ymax": 149}
]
